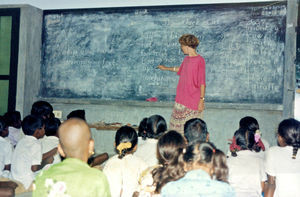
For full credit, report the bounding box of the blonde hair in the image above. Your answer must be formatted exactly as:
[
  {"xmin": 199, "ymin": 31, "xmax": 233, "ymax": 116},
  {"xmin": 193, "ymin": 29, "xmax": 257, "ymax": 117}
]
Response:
[{"xmin": 179, "ymin": 34, "xmax": 199, "ymax": 49}]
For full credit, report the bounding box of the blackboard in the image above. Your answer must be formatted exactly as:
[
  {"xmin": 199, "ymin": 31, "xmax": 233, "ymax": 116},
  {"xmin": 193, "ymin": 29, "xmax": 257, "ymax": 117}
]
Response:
[
  {"xmin": 41, "ymin": 2, "xmax": 286, "ymax": 104},
  {"xmin": 297, "ymin": 5, "xmax": 300, "ymax": 88}
]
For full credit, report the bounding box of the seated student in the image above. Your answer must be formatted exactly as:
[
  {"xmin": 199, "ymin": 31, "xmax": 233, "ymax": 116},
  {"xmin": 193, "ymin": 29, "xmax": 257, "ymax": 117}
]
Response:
[
  {"xmin": 239, "ymin": 116, "xmax": 270, "ymax": 153},
  {"xmin": 103, "ymin": 126, "xmax": 148, "ymax": 197},
  {"xmin": 135, "ymin": 115, "xmax": 167, "ymax": 166},
  {"xmin": 33, "ymin": 118, "xmax": 110, "ymax": 197},
  {"xmin": 3, "ymin": 111, "xmax": 23, "ymax": 147},
  {"xmin": 184, "ymin": 118, "xmax": 209, "ymax": 145},
  {"xmin": 0, "ymin": 116, "xmax": 27, "ymax": 195},
  {"xmin": 66, "ymin": 109, "xmax": 108, "ymax": 167},
  {"xmin": 161, "ymin": 142, "xmax": 235, "ymax": 197},
  {"xmin": 227, "ymin": 127, "xmax": 266, "ymax": 197},
  {"xmin": 31, "ymin": 100, "xmax": 54, "ymax": 120},
  {"xmin": 135, "ymin": 130, "xmax": 186, "ymax": 197},
  {"xmin": 40, "ymin": 118, "xmax": 61, "ymax": 166},
  {"xmin": 0, "ymin": 116, "xmax": 13, "ymax": 178},
  {"xmin": 67, "ymin": 109, "xmax": 86, "ymax": 121},
  {"xmin": 10, "ymin": 115, "xmax": 56, "ymax": 190},
  {"xmin": 264, "ymin": 118, "xmax": 300, "ymax": 197}
]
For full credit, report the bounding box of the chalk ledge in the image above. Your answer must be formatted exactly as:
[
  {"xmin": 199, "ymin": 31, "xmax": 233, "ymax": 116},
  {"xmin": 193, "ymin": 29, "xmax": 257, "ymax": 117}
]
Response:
[{"xmin": 42, "ymin": 97, "xmax": 283, "ymax": 111}]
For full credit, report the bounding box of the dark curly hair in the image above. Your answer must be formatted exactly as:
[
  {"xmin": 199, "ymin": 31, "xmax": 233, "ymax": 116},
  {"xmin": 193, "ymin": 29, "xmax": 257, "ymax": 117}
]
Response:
[{"xmin": 178, "ymin": 34, "xmax": 199, "ymax": 49}]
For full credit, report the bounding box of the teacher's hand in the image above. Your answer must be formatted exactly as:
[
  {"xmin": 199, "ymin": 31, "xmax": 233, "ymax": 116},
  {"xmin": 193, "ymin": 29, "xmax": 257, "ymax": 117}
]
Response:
[
  {"xmin": 198, "ymin": 99, "xmax": 205, "ymax": 112},
  {"xmin": 157, "ymin": 65, "xmax": 167, "ymax": 70}
]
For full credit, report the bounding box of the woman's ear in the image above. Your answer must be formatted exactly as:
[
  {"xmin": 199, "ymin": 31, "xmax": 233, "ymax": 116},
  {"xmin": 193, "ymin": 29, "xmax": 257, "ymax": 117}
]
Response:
[{"xmin": 58, "ymin": 144, "xmax": 66, "ymax": 158}]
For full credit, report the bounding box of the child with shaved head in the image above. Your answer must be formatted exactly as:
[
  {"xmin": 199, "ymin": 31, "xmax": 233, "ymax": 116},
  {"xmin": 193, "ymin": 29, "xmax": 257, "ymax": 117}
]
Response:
[{"xmin": 33, "ymin": 118, "xmax": 111, "ymax": 197}]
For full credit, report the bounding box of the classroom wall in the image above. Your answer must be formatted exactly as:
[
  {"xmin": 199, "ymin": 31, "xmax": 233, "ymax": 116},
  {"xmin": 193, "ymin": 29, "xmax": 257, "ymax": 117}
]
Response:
[
  {"xmin": 51, "ymin": 101, "xmax": 282, "ymax": 155},
  {"xmin": 0, "ymin": 4, "xmax": 43, "ymax": 117},
  {"xmin": 0, "ymin": 1, "xmax": 296, "ymax": 155}
]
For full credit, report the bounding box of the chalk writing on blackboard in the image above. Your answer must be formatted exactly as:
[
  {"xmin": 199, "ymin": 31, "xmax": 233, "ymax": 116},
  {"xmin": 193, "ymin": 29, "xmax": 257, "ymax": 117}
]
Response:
[{"xmin": 41, "ymin": 3, "xmax": 286, "ymax": 104}]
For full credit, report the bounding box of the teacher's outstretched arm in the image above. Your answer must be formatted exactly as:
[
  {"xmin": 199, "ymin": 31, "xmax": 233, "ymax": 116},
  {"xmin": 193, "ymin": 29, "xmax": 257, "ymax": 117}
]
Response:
[{"xmin": 157, "ymin": 65, "xmax": 179, "ymax": 72}]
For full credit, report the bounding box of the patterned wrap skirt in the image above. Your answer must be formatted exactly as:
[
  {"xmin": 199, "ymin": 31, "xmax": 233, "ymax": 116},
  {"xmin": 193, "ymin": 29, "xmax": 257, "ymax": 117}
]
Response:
[{"xmin": 169, "ymin": 102, "xmax": 202, "ymax": 135}]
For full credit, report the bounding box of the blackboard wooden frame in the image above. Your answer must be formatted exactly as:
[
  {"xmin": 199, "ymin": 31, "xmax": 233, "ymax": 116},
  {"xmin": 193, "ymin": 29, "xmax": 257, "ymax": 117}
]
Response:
[{"xmin": 40, "ymin": 1, "xmax": 297, "ymax": 115}]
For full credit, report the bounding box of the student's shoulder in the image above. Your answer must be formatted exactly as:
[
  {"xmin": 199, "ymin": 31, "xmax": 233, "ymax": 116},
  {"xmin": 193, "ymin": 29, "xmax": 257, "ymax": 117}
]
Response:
[
  {"xmin": 103, "ymin": 155, "xmax": 122, "ymax": 171},
  {"xmin": 212, "ymin": 180, "xmax": 235, "ymax": 195},
  {"xmin": 0, "ymin": 137, "xmax": 12, "ymax": 147},
  {"xmin": 104, "ymin": 154, "xmax": 119, "ymax": 164},
  {"xmin": 130, "ymin": 154, "xmax": 148, "ymax": 168},
  {"xmin": 87, "ymin": 168, "xmax": 110, "ymax": 187},
  {"xmin": 266, "ymin": 146, "xmax": 282, "ymax": 155}
]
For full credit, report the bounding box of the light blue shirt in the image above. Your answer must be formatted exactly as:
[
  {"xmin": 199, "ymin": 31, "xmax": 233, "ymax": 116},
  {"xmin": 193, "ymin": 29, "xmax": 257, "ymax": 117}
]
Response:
[{"xmin": 161, "ymin": 169, "xmax": 236, "ymax": 197}]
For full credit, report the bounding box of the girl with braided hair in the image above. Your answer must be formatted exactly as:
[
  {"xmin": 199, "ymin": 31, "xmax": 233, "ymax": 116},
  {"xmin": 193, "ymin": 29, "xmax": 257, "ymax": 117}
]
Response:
[{"xmin": 265, "ymin": 118, "xmax": 300, "ymax": 197}]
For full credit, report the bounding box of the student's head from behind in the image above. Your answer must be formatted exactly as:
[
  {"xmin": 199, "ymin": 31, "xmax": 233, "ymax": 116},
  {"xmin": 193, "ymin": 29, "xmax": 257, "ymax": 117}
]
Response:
[
  {"xmin": 277, "ymin": 118, "xmax": 300, "ymax": 159},
  {"xmin": 183, "ymin": 141, "xmax": 228, "ymax": 182},
  {"xmin": 152, "ymin": 130, "xmax": 186, "ymax": 193},
  {"xmin": 230, "ymin": 127, "xmax": 264, "ymax": 157},
  {"xmin": 45, "ymin": 118, "xmax": 61, "ymax": 137},
  {"xmin": 31, "ymin": 100, "xmax": 54, "ymax": 120},
  {"xmin": 184, "ymin": 118, "xmax": 209, "ymax": 144},
  {"xmin": 67, "ymin": 109, "xmax": 86, "ymax": 121},
  {"xmin": 3, "ymin": 111, "xmax": 22, "ymax": 129},
  {"xmin": 239, "ymin": 116, "xmax": 259, "ymax": 131},
  {"xmin": 156, "ymin": 130, "xmax": 186, "ymax": 166},
  {"xmin": 0, "ymin": 116, "xmax": 9, "ymax": 137},
  {"xmin": 138, "ymin": 114, "xmax": 167, "ymax": 140},
  {"xmin": 179, "ymin": 34, "xmax": 199, "ymax": 49},
  {"xmin": 58, "ymin": 118, "xmax": 94, "ymax": 162},
  {"xmin": 115, "ymin": 126, "xmax": 138, "ymax": 159},
  {"xmin": 22, "ymin": 115, "xmax": 45, "ymax": 139}
]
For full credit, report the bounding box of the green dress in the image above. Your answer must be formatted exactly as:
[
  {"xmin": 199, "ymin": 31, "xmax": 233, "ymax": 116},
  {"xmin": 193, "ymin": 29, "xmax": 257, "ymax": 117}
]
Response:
[{"xmin": 33, "ymin": 158, "xmax": 111, "ymax": 197}]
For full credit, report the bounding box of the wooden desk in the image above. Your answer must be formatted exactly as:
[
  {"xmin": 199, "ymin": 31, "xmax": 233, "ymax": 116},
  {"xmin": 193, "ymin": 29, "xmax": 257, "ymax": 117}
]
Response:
[{"xmin": 89, "ymin": 122, "xmax": 138, "ymax": 131}]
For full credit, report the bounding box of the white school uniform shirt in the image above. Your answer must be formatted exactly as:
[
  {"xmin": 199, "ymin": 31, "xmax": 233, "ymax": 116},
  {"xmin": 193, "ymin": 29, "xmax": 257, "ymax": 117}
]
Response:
[
  {"xmin": 103, "ymin": 154, "xmax": 148, "ymax": 197},
  {"xmin": 0, "ymin": 136, "xmax": 13, "ymax": 178},
  {"xmin": 227, "ymin": 150, "xmax": 266, "ymax": 197},
  {"xmin": 138, "ymin": 137, "xmax": 146, "ymax": 147},
  {"xmin": 265, "ymin": 146, "xmax": 300, "ymax": 197},
  {"xmin": 40, "ymin": 135, "xmax": 61, "ymax": 164},
  {"xmin": 6, "ymin": 126, "xmax": 24, "ymax": 147},
  {"xmin": 11, "ymin": 135, "xmax": 42, "ymax": 189},
  {"xmin": 134, "ymin": 138, "xmax": 158, "ymax": 166}
]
